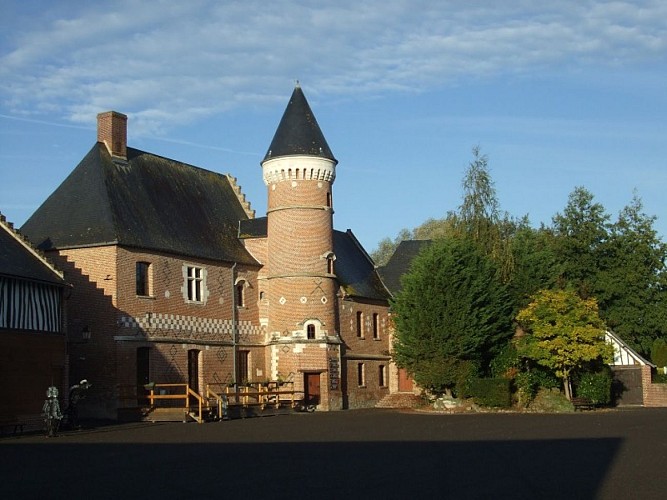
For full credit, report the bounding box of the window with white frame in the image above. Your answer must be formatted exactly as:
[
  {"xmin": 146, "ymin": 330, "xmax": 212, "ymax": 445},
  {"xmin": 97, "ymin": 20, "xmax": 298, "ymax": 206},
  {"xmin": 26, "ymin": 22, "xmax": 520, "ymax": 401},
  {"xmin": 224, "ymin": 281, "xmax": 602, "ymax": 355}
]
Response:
[{"xmin": 185, "ymin": 266, "xmax": 204, "ymax": 302}]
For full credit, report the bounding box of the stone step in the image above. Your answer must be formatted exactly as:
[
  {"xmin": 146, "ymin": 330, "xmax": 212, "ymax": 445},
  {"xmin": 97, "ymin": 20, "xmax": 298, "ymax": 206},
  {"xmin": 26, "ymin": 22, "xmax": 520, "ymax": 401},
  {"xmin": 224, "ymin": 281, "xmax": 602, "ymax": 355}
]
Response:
[
  {"xmin": 143, "ymin": 408, "xmax": 189, "ymax": 423},
  {"xmin": 375, "ymin": 393, "xmax": 423, "ymax": 409}
]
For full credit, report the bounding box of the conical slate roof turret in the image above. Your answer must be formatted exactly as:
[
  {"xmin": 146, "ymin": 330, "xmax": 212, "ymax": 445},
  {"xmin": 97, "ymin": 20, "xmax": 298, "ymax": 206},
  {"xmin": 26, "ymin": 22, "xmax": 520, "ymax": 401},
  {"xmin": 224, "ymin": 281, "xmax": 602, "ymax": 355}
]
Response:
[{"xmin": 263, "ymin": 84, "xmax": 337, "ymax": 164}]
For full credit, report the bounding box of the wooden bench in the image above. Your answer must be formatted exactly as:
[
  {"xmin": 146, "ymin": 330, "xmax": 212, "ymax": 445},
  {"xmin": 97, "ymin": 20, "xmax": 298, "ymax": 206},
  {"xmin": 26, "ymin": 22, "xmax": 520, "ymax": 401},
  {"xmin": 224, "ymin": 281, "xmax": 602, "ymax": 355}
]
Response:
[
  {"xmin": 571, "ymin": 397, "xmax": 597, "ymax": 411},
  {"xmin": 0, "ymin": 416, "xmax": 24, "ymax": 436}
]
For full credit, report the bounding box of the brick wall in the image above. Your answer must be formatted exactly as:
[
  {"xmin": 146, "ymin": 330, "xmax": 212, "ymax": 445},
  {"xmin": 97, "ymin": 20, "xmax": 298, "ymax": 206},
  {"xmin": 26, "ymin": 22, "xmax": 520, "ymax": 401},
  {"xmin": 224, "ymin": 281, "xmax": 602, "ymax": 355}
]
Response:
[
  {"xmin": 51, "ymin": 245, "xmax": 266, "ymax": 419},
  {"xmin": 53, "ymin": 246, "xmax": 119, "ymax": 418},
  {"xmin": 339, "ymin": 298, "xmax": 391, "ymax": 408},
  {"xmin": 641, "ymin": 365, "xmax": 667, "ymax": 407},
  {"xmin": 0, "ymin": 330, "xmax": 67, "ymax": 425}
]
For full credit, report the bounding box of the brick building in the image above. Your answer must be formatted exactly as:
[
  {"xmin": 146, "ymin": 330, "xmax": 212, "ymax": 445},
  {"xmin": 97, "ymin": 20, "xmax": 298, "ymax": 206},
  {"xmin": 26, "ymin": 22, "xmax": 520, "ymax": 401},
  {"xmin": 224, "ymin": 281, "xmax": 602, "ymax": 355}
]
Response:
[
  {"xmin": 21, "ymin": 86, "xmax": 395, "ymax": 419},
  {"xmin": 1, "ymin": 212, "xmax": 68, "ymax": 427}
]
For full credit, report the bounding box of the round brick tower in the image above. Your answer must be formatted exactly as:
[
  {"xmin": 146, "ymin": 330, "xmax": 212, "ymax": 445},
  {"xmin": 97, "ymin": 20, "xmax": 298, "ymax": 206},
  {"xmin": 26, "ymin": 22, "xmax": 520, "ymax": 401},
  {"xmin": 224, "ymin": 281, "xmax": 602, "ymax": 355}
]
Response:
[{"xmin": 261, "ymin": 84, "xmax": 341, "ymax": 410}]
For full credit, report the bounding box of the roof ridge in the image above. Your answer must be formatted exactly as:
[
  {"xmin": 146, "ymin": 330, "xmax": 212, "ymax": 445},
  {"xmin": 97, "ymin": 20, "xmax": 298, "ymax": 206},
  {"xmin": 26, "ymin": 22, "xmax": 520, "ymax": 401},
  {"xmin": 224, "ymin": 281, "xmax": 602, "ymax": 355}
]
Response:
[{"xmin": 0, "ymin": 211, "xmax": 65, "ymax": 280}]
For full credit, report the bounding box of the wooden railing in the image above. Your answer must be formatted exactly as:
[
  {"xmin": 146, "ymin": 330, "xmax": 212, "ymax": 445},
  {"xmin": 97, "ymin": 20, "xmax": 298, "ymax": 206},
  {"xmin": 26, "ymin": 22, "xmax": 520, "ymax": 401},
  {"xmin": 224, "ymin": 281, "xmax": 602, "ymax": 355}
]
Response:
[
  {"xmin": 146, "ymin": 383, "xmax": 205, "ymax": 423},
  {"xmin": 207, "ymin": 382, "xmax": 303, "ymax": 411},
  {"xmin": 145, "ymin": 382, "xmax": 304, "ymax": 423}
]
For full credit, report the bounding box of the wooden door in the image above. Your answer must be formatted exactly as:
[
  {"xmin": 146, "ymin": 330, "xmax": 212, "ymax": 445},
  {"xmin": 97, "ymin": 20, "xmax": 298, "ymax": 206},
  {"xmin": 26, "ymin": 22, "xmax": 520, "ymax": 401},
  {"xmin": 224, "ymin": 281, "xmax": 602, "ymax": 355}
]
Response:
[
  {"xmin": 398, "ymin": 368, "xmax": 413, "ymax": 392},
  {"xmin": 304, "ymin": 373, "xmax": 321, "ymax": 406},
  {"xmin": 188, "ymin": 349, "xmax": 200, "ymax": 394}
]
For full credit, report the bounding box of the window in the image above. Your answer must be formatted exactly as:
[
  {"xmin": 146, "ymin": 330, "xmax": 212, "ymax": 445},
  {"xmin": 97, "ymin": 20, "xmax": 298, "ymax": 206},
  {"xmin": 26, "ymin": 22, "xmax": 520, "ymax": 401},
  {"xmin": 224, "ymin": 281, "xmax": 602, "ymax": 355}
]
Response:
[
  {"xmin": 136, "ymin": 262, "xmax": 151, "ymax": 296},
  {"xmin": 379, "ymin": 365, "xmax": 387, "ymax": 387},
  {"xmin": 235, "ymin": 280, "xmax": 245, "ymax": 307},
  {"xmin": 356, "ymin": 311, "xmax": 364, "ymax": 338},
  {"xmin": 307, "ymin": 324, "xmax": 316, "ymax": 339},
  {"xmin": 327, "ymin": 256, "xmax": 334, "ymax": 274},
  {"xmin": 357, "ymin": 363, "xmax": 365, "ymax": 387},
  {"xmin": 186, "ymin": 266, "xmax": 203, "ymax": 302},
  {"xmin": 372, "ymin": 313, "xmax": 380, "ymax": 339},
  {"xmin": 327, "ymin": 192, "xmax": 332, "ymax": 208}
]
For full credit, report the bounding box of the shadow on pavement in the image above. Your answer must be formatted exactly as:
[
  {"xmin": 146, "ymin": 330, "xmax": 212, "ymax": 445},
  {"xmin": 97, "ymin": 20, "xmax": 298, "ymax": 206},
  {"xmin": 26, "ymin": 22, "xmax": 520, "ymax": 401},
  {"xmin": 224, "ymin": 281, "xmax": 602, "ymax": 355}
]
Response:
[{"xmin": 2, "ymin": 437, "xmax": 620, "ymax": 499}]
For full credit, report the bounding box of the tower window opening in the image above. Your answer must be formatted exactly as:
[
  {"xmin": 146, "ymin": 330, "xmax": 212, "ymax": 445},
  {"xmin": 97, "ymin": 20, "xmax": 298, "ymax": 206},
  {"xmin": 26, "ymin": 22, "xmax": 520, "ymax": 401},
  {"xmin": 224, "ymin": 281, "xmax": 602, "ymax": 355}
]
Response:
[
  {"xmin": 235, "ymin": 280, "xmax": 246, "ymax": 307},
  {"xmin": 307, "ymin": 324, "xmax": 316, "ymax": 339}
]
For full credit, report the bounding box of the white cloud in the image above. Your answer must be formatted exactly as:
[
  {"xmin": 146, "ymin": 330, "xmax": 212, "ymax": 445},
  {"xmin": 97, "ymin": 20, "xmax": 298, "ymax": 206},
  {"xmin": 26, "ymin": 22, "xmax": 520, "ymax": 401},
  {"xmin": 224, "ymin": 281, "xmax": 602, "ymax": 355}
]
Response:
[{"xmin": 1, "ymin": 0, "xmax": 665, "ymax": 134}]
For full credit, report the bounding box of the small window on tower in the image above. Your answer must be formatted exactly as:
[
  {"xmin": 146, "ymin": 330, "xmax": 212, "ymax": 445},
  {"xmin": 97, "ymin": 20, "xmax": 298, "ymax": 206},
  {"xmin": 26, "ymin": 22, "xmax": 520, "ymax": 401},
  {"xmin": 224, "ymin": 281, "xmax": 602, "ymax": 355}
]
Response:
[
  {"xmin": 236, "ymin": 280, "xmax": 246, "ymax": 308},
  {"xmin": 356, "ymin": 311, "xmax": 364, "ymax": 338},
  {"xmin": 327, "ymin": 192, "xmax": 332, "ymax": 207},
  {"xmin": 307, "ymin": 324, "xmax": 316, "ymax": 339}
]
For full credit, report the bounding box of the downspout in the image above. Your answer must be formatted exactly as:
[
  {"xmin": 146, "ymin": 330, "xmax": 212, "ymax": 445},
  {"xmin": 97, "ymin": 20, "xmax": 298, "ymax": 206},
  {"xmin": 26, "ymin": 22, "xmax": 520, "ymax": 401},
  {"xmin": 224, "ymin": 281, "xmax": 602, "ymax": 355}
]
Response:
[{"xmin": 231, "ymin": 262, "xmax": 238, "ymax": 390}]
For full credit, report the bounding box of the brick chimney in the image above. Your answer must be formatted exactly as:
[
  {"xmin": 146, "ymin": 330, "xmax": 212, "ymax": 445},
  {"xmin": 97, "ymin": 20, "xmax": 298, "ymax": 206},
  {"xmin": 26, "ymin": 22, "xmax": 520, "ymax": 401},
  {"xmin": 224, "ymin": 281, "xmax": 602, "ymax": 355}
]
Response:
[{"xmin": 97, "ymin": 111, "xmax": 127, "ymax": 159}]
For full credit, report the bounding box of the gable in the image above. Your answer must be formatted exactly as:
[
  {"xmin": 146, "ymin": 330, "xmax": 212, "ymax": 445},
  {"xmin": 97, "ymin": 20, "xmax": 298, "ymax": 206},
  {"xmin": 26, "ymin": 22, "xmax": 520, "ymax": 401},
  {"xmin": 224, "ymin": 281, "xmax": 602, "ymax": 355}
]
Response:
[{"xmin": 0, "ymin": 214, "xmax": 65, "ymax": 286}]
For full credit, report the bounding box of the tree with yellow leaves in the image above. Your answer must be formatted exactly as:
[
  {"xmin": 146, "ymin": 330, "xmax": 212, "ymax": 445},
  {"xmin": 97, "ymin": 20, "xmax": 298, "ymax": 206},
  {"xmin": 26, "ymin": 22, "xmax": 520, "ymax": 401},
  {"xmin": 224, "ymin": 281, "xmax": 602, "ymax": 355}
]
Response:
[{"xmin": 516, "ymin": 289, "xmax": 613, "ymax": 400}]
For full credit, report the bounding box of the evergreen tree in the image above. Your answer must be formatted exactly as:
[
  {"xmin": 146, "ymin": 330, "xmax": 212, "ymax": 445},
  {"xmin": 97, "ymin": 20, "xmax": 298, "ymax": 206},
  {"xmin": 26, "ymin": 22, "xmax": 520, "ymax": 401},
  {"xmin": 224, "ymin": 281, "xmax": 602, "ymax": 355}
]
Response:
[
  {"xmin": 551, "ymin": 187, "xmax": 610, "ymax": 297},
  {"xmin": 456, "ymin": 146, "xmax": 515, "ymax": 281},
  {"xmin": 391, "ymin": 237, "xmax": 513, "ymax": 394},
  {"xmin": 596, "ymin": 194, "xmax": 667, "ymax": 354},
  {"xmin": 509, "ymin": 223, "xmax": 560, "ymax": 312}
]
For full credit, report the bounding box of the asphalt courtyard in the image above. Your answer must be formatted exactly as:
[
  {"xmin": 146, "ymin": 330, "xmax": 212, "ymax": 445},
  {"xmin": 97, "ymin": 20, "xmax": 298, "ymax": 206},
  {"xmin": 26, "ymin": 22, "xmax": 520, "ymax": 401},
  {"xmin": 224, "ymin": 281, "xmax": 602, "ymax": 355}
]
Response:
[{"xmin": 2, "ymin": 408, "xmax": 666, "ymax": 500}]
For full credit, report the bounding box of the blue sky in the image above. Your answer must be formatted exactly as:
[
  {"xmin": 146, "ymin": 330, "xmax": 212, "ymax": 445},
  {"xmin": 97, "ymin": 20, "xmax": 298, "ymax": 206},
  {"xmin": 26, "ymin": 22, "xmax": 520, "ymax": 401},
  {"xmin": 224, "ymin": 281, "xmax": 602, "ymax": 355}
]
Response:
[{"xmin": 1, "ymin": 1, "xmax": 666, "ymax": 253}]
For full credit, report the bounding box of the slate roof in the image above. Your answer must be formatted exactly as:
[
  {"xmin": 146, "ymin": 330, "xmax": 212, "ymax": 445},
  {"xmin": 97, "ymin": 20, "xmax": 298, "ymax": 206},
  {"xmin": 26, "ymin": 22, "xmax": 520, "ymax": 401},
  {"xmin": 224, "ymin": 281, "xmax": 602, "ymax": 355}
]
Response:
[
  {"xmin": 333, "ymin": 230, "xmax": 390, "ymax": 301},
  {"xmin": 0, "ymin": 213, "xmax": 66, "ymax": 286},
  {"xmin": 263, "ymin": 85, "xmax": 337, "ymax": 163},
  {"xmin": 377, "ymin": 240, "xmax": 433, "ymax": 296},
  {"xmin": 21, "ymin": 144, "xmax": 259, "ymax": 266},
  {"xmin": 238, "ymin": 217, "xmax": 267, "ymax": 239}
]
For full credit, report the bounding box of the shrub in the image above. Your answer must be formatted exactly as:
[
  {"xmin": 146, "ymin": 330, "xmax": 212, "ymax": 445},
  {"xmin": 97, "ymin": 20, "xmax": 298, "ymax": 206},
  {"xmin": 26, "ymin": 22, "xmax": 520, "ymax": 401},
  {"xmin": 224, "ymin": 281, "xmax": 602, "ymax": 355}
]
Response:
[
  {"xmin": 490, "ymin": 342, "xmax": 520, "ymax": 379},
  {"xmin": 575, "ymin": 368, "xmax": 612, "ymax": 405},
  {"xmin": 468, "ymin": 378, "xmax": 512, "ymax": 407},
  {"xmin": 454, "ymin": 360, "xmax": 480, "ymax": 398},
  {"xmin": 514, "ymin": 367, "xmax": 560, "ymax": 405}
]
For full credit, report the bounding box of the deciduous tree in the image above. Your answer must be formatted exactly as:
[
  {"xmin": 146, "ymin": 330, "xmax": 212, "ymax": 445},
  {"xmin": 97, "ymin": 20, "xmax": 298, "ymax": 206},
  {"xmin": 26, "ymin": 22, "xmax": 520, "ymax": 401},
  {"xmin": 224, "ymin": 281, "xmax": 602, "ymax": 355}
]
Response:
[{"xmin": 516, "ymin": 289, "xmax": 613, "ymax": 400}]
